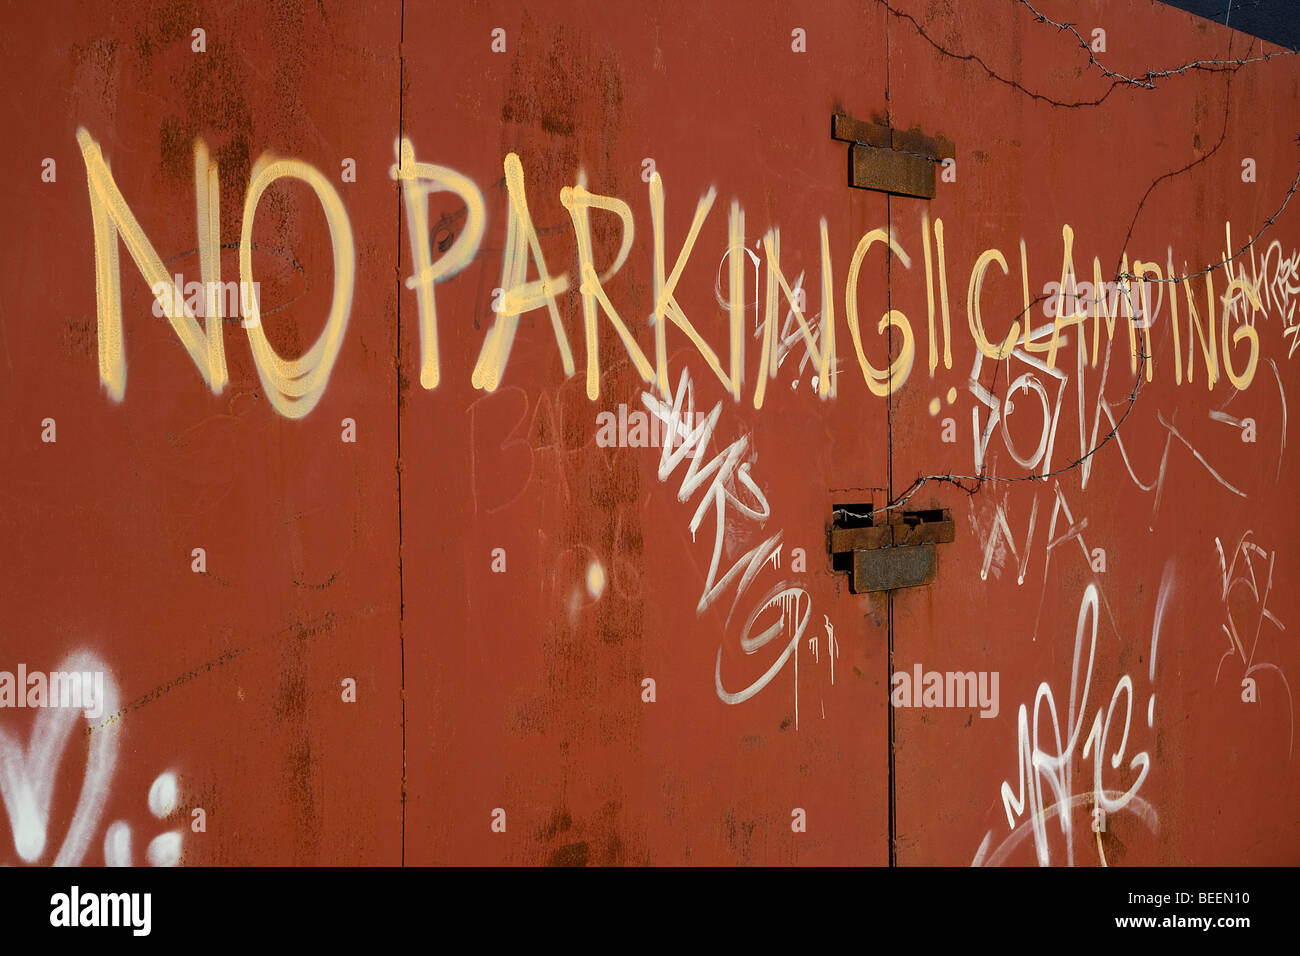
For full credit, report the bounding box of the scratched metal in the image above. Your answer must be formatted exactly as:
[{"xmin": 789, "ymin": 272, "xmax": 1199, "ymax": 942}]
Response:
[{"xmin": 0, "ymin": 0, "xmax": 1295, "ymax": 869}]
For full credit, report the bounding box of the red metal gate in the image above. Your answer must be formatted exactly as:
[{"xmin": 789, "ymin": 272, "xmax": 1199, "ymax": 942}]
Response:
[{"xmin": 0, "ymin": 0, "xmax": 1295, "ymax": 866}]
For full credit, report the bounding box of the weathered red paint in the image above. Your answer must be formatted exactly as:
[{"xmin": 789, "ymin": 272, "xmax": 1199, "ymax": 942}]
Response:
[{"xmin": 0, "ymin": 0, "xmax": 1295, "ymax": 867}]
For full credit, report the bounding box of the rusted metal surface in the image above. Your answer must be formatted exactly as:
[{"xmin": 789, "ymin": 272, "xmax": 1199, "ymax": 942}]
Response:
[
  {"xmin": 854, "ymin": 544, "xmax": 937, "ymax": 593},
  {"xmin": 0, "ymin": 0, "xmax": 1296, "ymax": 870},
  {"xmin": 832, "ymin": 113, "xmax": 895, "ymax": 148},
  {"xmin": 850, "ymin": 143, "xmax": 937, "ymax": 199},
  {"xmin": 831, "ymin": 510, "xmax": 954, "ymax": 549},
  {"xmin": 834, "ymin": 114, "xmax": 954, "ymax": 198}
]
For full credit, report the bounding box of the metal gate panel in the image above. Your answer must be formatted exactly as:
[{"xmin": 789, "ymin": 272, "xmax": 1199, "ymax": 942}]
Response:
[
  {"xmin": 0, "ymin": 0, "xmax": 403, "ymax": 866},
  {"xmin": 883, "ymin": 0, "xmax": 1300, "ymax": 865},
  {"xmin": 0, "ymin": 0, "xmax": 1295, "ymax": 870}
]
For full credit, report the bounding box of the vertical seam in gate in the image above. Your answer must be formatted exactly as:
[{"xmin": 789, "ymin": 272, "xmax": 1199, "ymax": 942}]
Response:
[
  {"xmin": 884, "ymin": 8, "xmax": 898, "ymax": 869},
  {"xmin": 885, "ymin": 195, "xmax": 897, "ymax": 868},
  {"xmin": 396, "ymin": 0, "xmax": 407, "ymax": 868}
]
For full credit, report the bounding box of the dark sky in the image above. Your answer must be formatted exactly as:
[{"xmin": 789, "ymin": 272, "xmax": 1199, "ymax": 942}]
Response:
[{"xmin": 1155, "ymin": 0, "xmax": 1299, "ymax": 50}]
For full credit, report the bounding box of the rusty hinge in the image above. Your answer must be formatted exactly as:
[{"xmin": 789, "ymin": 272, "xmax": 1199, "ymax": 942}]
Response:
[
  {"xmin": 830, "ymin": 503, "xmax": 955, "ymax": 593},
  {"xmin": 830, "ymin": 113, "xmax": 954, "ymax": 200}
]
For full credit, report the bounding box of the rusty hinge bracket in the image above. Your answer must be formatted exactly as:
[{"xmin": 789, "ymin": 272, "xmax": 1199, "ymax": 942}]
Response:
[
  {"xmin": 831, "ymin": 113, "xmax": 954, "ymax": 200},
  {"xmin": 830, "ymin": 503, "xmax": 955, "ymax": 594}
]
